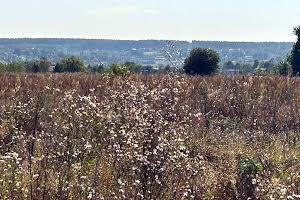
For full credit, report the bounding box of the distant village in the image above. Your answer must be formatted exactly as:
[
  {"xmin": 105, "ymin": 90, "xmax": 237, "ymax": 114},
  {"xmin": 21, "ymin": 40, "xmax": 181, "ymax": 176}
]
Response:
[{"xmin": 0, "ymin": 39, "xmax": 293, "ymax": 74}]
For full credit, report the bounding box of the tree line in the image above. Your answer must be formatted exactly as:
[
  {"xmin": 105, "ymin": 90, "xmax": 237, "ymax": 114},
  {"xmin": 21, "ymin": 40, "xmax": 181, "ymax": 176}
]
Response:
[
  {"xmin": 183, "ymin": 25, "xmax": 300, "ymax": 76},
  {"xmin": 0, "ymin": 25, "xmax": 299, "ymax": 76},
  {"xmin": 0, "ymin": 56, "xmax": 174, "ymax": 75}
]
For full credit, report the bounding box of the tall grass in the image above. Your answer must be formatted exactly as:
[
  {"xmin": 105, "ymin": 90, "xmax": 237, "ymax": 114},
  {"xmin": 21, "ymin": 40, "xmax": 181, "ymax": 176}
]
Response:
[{"xmin": 0, "ymin": 74, "xmax": 299, "ymax": 199}]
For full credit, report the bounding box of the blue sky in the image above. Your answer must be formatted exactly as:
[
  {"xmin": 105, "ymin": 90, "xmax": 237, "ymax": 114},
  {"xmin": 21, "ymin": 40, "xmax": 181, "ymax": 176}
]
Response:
[{"xmin": 0, "ymin": 0, "xmax": 300, "ymax": 41}]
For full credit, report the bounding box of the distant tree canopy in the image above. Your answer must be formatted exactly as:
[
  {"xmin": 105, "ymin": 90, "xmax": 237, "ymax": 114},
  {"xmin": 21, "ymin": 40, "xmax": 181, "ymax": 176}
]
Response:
[
  {"xmin": 183, "ymin": 48, "xmax": 220, "ymax": 75},
  {"xmin": 110, "ymin": 62, "xmax": 135, "ymax": 76},
  {"xmin": 0, "ymin": 63, "xmax": 5, "ymax": 73},
  {"xmin": 0, "ymin": 58, "xmax": 52, "ymax": 73},
  {"xmin": 32, "ymin": 57, "xmax": 51, "ymax": 73},
  {"xmin": 87, "ymin": 63, "xmax": 105, "ymax": 73},
  {"xmin": 26, "ymin": 57, "xmax": 52, "ymax": 73},
  {"xmin": 253, "ymin": 60, "xmax": 260, "ymax": 69},
  {"xmin": 291, "ymin": 26, "xmax": 300, "ymax": 75},
  {"xmin": 273, "ymin": 59, "xmax": 291, "ymax": 76},
  {"xmin": 6, "ymin": 62, "xmax": 26, "ymax": 73},
  {"xmin": 0, "ymin": 61, "xmax": 31, "ymax": 73},
  {"xmin": 260, "ymin": 59, "xmax": 275, "ymax": 71},
  {"xmin": 54, "ymin": 56, "xmax": 85, "ymax": 73}
]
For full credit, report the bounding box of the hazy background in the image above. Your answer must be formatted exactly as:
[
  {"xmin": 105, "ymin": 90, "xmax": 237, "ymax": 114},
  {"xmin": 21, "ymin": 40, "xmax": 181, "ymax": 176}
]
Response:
[{"xmin": 1, "ymin": 0, "xmax": 300, "ymax": 41}]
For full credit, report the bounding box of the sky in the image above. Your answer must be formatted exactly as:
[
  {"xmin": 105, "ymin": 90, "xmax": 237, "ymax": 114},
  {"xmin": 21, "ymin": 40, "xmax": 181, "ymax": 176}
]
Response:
[{"xmin": 0, "ymin": 0, "xmax": 300, "ymax": 42}]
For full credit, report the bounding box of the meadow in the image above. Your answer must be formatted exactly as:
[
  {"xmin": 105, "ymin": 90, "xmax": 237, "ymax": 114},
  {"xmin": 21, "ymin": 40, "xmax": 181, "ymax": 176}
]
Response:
[{"xmin": 0, "ymin": 74, "xmax": 299, "ymax": 199}]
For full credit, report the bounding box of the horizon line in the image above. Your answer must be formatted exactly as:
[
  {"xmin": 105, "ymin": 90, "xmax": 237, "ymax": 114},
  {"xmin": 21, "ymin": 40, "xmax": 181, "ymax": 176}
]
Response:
[{"xmin": 0, "ymin": 37, "xmax": 295, "ymax": 43}]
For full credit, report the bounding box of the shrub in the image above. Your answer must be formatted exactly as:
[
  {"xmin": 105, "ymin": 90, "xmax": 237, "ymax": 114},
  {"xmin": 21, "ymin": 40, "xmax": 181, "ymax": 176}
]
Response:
[
  {"xmin": 110, "ymin": 63, "xmax": 134, "ymax": 75},
  {"xmin": 5, "ymin": 61, "xmax": 26, "ymax": 73},
  {"xmin": 273, "ymin": 59, "xmax": 292, "ymax": 76},
  {"xmin": 54, "ymin": 56, "xmax": 85, "ymax": 73},
  {"xmin": 183, "ymin": 48, "xmax": 220, "ymax": 75}
]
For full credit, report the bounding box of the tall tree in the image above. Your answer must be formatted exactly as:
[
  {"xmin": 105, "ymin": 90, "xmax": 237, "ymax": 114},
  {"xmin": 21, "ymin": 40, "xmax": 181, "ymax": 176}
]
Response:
[
  {"xmin": 291, "ymin": 26, "xmax": 300, "ymax": 75},
  {"xmin": 183, "ymin": 48, "xmax": 220, "ymax": 75}
]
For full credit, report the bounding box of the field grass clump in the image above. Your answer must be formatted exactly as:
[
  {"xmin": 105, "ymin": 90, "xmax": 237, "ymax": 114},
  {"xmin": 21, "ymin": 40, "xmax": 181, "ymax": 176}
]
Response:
[{"xmin": 0, "ymin": 74, "xmax": 299, "ymax": 199}]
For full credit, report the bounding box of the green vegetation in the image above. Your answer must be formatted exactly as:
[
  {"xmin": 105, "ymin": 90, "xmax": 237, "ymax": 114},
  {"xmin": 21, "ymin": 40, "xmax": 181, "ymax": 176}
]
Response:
[
  {"xmin": 110, "ymin": 62, "xmax": 135, "ymax": 75},
  {"xmin": 273, "ymin": 59, "xmax": 292, "ymax": 75},
  {"xmin": 87, "ymin": 63, "xmax": 105, "ymax": 73},
  {"xmin": 0, "ymin": 58, "xmax": 51, "ymax": 73},
  {"xmin": 291, "ymin": 26, "xmax": 300, "ymax": 75},
  {"xmin": 0, "ymin": 39, "xmax": 293, "ymax": 66},
  {"xmin": 30, "ymin": 57, "xmax": 52, "ymax": 73},
  {"xmin": 54, "ymin": 56, "xmax": 85, "ymax": 73},
  {"xmin": 184, "ymin": 48, "xmax": 220, "ymax": 75},
  {"xmin": 1, "ymin": 24, "xmax": 300, "ymax": 76},
  {"xmin": 5, "ymin": 61, "xmax": 26, "ymax": 73}
]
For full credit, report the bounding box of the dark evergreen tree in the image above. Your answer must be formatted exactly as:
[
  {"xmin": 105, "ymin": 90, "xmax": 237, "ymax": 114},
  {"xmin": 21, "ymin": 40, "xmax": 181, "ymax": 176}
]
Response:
[
  {"xmin": 183, "ymin": 48, "xmax": 220, "ymax": 75},
  {"xmin": 291, "ymin": 26, "xmax": 300, "ymax": 75}
]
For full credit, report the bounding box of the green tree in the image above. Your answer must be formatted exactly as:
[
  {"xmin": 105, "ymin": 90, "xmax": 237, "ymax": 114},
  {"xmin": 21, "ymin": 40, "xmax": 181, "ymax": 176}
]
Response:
[
  {"xmin": 124, "ymin": 62, "xmax": 136, "ymax": 71},
  {"xmin": 273, "ymin": 59, "xmax": 291, "ymax": 76},
  {"xmin": 236, "ymin": 62, "xmax": 253, "ymax": 74},
  {"xmin": 37, "ymin": 57, "xmax": 51, "ymax": 73},
  {"xmin": 6, "ymin": 61, "xmax": 25, "ymax": 73},
  {"xmin": 260, "ymin": 59, "xmax": 275, "ymax": 71},
  {"xmin": 183, "ymin": 48, "xmax": 220, "ymax": 75},
  {"xmin": 54, "ymin": 56, "xmax": 85, "ymax": 73},
  {"xmin": 87, "ymin": 63, "xmax": 104, "ymax": 73},
  {"xmin": 0, "ymin": 63, "xmax": 6, "ymax": 73},
  {"xmin": 291, "ymin": 26, "xmax": 300, "ymax": 75},
  {"xmin": 28, "ymin": 57, "xmax": 52, "ymax": 73},
  {"xmin": 110, "ymin": 63, "xmax": 133, "ymax": 76},
  {"xmin": 224, "ymin": 61, "xmax": 235, "ymax": 68}
]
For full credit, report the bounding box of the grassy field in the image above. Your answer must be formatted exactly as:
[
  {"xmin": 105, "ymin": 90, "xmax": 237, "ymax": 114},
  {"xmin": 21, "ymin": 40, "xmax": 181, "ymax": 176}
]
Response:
[{"xmin": 0, "ymin": 74, "xmax": 299, "ymax": 199}]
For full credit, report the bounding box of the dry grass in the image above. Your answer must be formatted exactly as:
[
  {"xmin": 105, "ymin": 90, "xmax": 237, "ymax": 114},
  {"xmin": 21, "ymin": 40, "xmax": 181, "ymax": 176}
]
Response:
[{"xmin": 0, "ymin": 73, "xmax": 299, "ymax": 199}]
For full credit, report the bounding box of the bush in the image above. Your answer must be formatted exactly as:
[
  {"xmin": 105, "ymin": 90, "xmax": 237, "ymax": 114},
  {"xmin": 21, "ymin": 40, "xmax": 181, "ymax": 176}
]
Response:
[
  {"xmin": 183, "ymin": 48, "xmax": 220, "ymax": 75},
  {"xmin": 0, "ymin": 63, "xmax": 6, "ymax": 73},
  {"xmin": 110, "ymin": 63, "xmax": 134, "ymax": 75},
  {"xmin": 23, "ymin": 57, "xmax": 52, "ymax": 73},
  {"xmin": 6, "ymin": 61, "xmax": 26, "ymax": 73},
  {"xmin": 273, "ymin": 59, "xmax": 292, "ymax": 75},
  {"xmin": 54, "ymin": 56, "xmax": 85, "ymax": 73},
  {"xmin": 237, "ymin": 158, "xmax": 263, "ymax": 199},
  {"xmin": 87, "ymin": 63, "xmax": 105, "ymax": 73}
]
